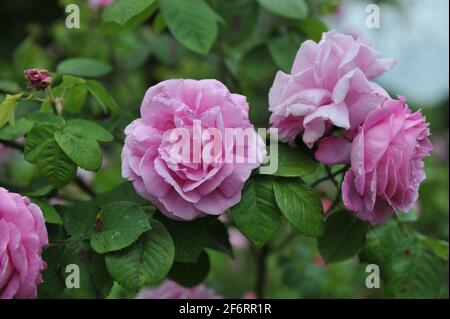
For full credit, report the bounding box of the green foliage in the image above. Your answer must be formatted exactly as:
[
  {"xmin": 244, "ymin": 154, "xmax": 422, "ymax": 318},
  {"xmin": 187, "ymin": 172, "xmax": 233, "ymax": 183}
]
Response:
[
  {"xmin": 169, "ymin": 251, "xmax": 211, "ymax": 287},
  {"xmin": 31, "ymin": 197, "xmax": 63, "ymax": 225},
  {"xmin": 159, "ymin": 0, "xmax": 221, "ymax": 54},
  {"xmin": 231, "ymin": 175, "xmax": 282, "ymax": 247},
  {"xmin": 257, "ymin": 0, "xmax": 308, "ymax": 19},
  {"xmin": 317, "ymin": 211, "xmax": 368, "ymax": 263},
  {"xmin": 360, "ymin": 222, "xmax": 447, "ymax": 298},
  {"xmin": 262, "ymin": 144, "xmax": 318, "ymax": 177},
  {"xmin": 0, "ymin": 93, "xmax": 22, "ymax": 128},
  {"xmin": 105, "ymin": 220, "xmax": 175, "ymax": 291},
  {"xmin": 57, "ymin": 58, "xmax": 113, "ymax": 78},
  {"xmin": 90, "ymin": 201, "xmax": 151, "ymax": 254}
]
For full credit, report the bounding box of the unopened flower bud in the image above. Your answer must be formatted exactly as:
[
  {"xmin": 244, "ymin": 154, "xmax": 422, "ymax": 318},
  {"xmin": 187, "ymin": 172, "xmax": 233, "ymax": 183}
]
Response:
[{"xmin": 24, "ymin": 68, "xmax": 52, "ymax": 91}]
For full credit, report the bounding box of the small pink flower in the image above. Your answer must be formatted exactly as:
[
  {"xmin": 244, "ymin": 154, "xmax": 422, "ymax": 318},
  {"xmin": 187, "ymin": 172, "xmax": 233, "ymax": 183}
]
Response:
[
  {"xmin": 269, "ymin": 30, "xmax": 394, "ymax": 147},
  {"xmin": 341, "ymin": 98, "xmax": 432, "ymax": 224},
  {"xmin": 24, "ymin": 69, "xmax": 52, "ymax": 91},
  {"xmin": 136, "ymin": 280, "xmax": 220, "ymax": 299},
  {"xmin": 122, "ymin": 79, "xmax": 266, "ymax": 220},
  {"xmin": 87, "ymin": 0, "xmax": 114, "ymax": 11},
  {"xmin": 0, "ymin": 187, "xmax": 48, "ymax": 299}
]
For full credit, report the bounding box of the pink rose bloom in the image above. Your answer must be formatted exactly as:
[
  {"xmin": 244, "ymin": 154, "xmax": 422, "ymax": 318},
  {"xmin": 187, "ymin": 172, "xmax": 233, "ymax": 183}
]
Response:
[
  {"xmin": 122, "ymin": 79, "xmax": 266, "ymax": 220},
  {"xmin": 87, "ymin": 0, "xmax": 114, "ymax": 10},
  {"xmin": 136, "ymin": 280, "xmax": 220, "ymax": 299},
  {"xmin": 340, "ymin": 98, "xmax": 432, "ymax": 224},
  {"xmin": 269, "ymin": 30, "xmax": 395, "ymax": 147},
  {"xmin": 0, "ymin": 187, "xmax": 48, "ymax": 299}
]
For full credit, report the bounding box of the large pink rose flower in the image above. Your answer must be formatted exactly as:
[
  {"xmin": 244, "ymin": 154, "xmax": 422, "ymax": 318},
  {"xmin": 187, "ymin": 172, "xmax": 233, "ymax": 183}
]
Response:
[
  {"xmin": 136, "ymin": 280, "xmax": 220, "ymax": 299},
  {"xmin": 122, "ymin": 79, "xmax": 266, "ymax": 220},
  {"xmin": 341, "ymin": 98, "xmax": 432, "ymax": 224},
  {"xmin": 269, "ymin": 30, "xmax": 395, "ymax": 147},
  {"xmin": 0, "ymin": 187, "xmax": 48, "ymax": 299}
]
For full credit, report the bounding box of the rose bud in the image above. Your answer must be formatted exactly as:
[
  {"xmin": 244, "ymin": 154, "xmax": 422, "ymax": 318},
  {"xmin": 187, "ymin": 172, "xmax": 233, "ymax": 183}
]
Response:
[{"xmin": 24, "ymin": 68, "xmax": 52, "ymax": 91}]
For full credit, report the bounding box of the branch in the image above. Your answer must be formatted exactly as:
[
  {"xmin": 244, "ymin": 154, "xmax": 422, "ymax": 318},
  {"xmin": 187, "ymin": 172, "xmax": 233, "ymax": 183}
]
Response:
[
  {"xmin": 311, "ymin": 165, "xmax": 349, "ymax": 188},
  {"xmin": 74, "ymin": 176, "xmax": 96, "ymax": 198},
  {"xmin": 255, "ymin": 245, "xmax": 270, "ymax": 299}
]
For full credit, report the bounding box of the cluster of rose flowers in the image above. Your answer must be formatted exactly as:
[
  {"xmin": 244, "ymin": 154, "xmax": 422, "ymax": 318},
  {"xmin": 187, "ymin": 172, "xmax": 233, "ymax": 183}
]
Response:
[{"xmin": 0, "ymin": 30, "xmax": 432, "ymax": 299}]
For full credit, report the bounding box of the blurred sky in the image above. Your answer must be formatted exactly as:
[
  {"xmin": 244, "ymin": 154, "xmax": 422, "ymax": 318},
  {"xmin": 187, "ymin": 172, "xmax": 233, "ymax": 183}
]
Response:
[{"xmin": 326, "ymin": 0, "xmax": 449, "ymax": 107}]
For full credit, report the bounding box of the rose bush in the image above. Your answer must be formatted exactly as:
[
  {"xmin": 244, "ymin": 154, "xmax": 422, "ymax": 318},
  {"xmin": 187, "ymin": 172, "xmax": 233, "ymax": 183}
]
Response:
[{"xmin": 0, "ymin": 188, "xmax": 48, "ymax": 299}]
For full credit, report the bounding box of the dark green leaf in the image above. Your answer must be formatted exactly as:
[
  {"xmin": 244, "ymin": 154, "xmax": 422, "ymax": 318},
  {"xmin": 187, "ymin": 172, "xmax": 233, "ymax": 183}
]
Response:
[
  {"xmin": 0, "ymin": 117, "xmax": 33, "ymax": 141},
  {"xmin": 55, "ymin": 131, "xmax": 102, "ymax": 172},
  {"xmin": 317, "ymin": 211, "xmax": 368, "ymax": 263},
  {"xmin": 159, "ymin": 0, "xmax": 220, "ymax": 54},
  {"xmin": 57, "ymin": 58, "xmax": 112, "ymax": 78},
  {"xmin": 105, "ymin": 220, "xmax": 174, "ymax": 291},
  {"xmin": 85, "ymin": 80, "xmax": 119, "ymax": 115},
  {"xmin": 90, "ymin": 201, "xmax": 151, "ymax": 254},
  {"xmin": 24, "ymin": 122, "xmax": 60, "ymax": 162},
  {"xmin": 273, "ymin": 179, "xmax": 324, "ymax": 237},
  {"xmin": 258, "ymin": 0, "xmax": 308, "ymax": 19},
  {"xmin": 64, "ymin": 119, "xmax": 113, "ymax": 142},
  {"xmin": 31, "ymin": 198, "xmax": 63, "ymax": 225},
  {"xmin": 59, "ymin": 201, "xmax": 98, "ymax": 239},
  {"xmin": 96, "ymin": 182, "xmax": 148, "ymax": 207}
]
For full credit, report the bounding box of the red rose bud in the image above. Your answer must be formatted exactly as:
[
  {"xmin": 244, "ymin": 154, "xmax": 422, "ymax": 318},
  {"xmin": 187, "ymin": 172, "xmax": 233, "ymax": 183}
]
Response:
[{"xmin": 24, "ymin": 68, "xmax": 52, "ymax": 91}]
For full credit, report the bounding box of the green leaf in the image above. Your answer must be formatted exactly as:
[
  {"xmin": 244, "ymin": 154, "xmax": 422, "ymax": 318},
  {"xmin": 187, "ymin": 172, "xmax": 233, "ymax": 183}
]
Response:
[
  {"xmin": 169, "ymin": 251, "xmax": 210, "ymax": 288},
  {"xmin": 258, "ymin": 0, "xmax": 308, "ymax": 19},
  {"xmin": 273, "ymin": 179, "xmax": 324, "ymax": 237},
  {"xmin": 360, "ymin": 222, "xmax": 447, "ymax": 298},
  {"xmin": 0, "ymin": 93, "xmax": 22, "ymax": 128},
  {"xmin": 24, "ymin": 122, "xmax": 60, "ymax": 162},
  {"xmin": 55, "ymin": 131, "xmax": 102, "ymax": 172},
  {"xmin": 105, "ymin": 220, "xmax": 174, "ymax": 291},
  {"xmin": 85, "ymin": 80, "xmax": 119, "ymax": 115},
  {"xmin": 231, "ymin": 175, "xmax": 281, "ymax": 247},
  {"xmin": 96, "ymin": 182, "xmax": 148, "ymax": 207},
  {"xmin": 59, "ymin": 201, "xmax": 98, "ymax": 239},
  {"xmin": 91, "ymin": 201, "xmax": 151, "ymax": 254},
  {"xmin": 31, "ymin": 198, "xmax": 63, "ymax": 225},
  {"xmin": 61, "ymin": 241, "xmax": 113, "ymax": 298},
  {"xmin": 35, "ymin": 139, "xmax": 77, "ymax": 187},
  {"xmin": 159, "ymin": 0, "xmax": 220, "ymax": 54},
  {"xmin": 267, "ymin": 33, "xmax": 301, "ymax": 73},
  {"xmin": 0, "ymin": 79, "xmax": 21, "ymax": 94},
  {"xmin": 317, "ymin": 211, "xmax": 368, "ymax": 263},
  {"xmin": 64, "ymin": 119, "xmax": 113, "ymax": 142},
  {"xmin": 38, "ymin": 246, "xmax": 65, "ymax": 298},
  {"xmin": 262, "ymin": 144, "xmax": 318, "ymax": 178},
  {"xmin": 299, "ymin": 17, "xmax": 328, "ymax": 42},
  {"xmin": 0, "ymin": 117, "xmax": 33, "ymax": 141},
  {"xmin": 102, "ymin": 0, "xmax": 155, "ymax": 26},
  {"xmin": 26, "ymin": 112, "xmax": 66, "ymax": 126},
  {"xmin": 160, "ymin": 217, "xmax": 207, "ymax": 263},
  {"xmin": 63, "ymin": 83, "xmax": 88, "ymax": 114},
  {"xmin": 419, "ymin": 236, "xmax": 449, "ymax": 261},
  {"xmin": 57, "ymin": 58, "xmax": 112, "ymax": 78},
  {"xmin": 204, "ymin": 218, "xmax": 233, "ymax": 257}
]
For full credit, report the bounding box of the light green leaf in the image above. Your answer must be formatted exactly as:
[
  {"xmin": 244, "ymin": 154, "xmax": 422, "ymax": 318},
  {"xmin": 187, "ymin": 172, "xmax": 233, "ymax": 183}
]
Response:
[
  {"xmin": 35, "ymin": 139, "xmax": 77, "ymax": 187},
  {"xmin": 261, "ymin": 144, "xmax": 318, "ymax": 178},
  {"xmin": 159, "ymin": 0, "xmax": 220, "ymax": 54},
  {"xmin": 258, "ymin": 0, "xmax": 308, "ymax": 19},
  {"xmin": 90, "ymin": 201, "xmax": 151, "ymax": 254},
  {"xmin": 96, "ymin": 182, "xmax": 148, "ymax": 207},
  {"xmin": 273, "ymin": 179, "xmax": 324, "ymax": 237},
  {"xmin": 64, "ymin": 119, "xmax": 113, "ymax": 142},
  {"xmin": 105, "ymin": 220, "xmax": 174, "ymax": 291},
  {"xmin": 85, "ymin": 80, "xmax": 119, "ymax": 115},
  {"xmin": 57, "ymin": 58, "xmax": 112, "ymax": 78},
  {"xmin": 419, "ymin": 236, "xmax": 449, "ymax": 261},
  {"xmin": 55, "ymin": 131, "xmax": 102, "ymax": 172},
  {"xmin": 26, "ymin": 112, "xmax": 66, "ymax": 126},
  {"xmin": 24, "ymin": 123, "xmax": 60, "ymax": 162},
  {"xmin": 317, "ymin": 211, "xmax": 368, "ymax": 263},
  {"xmin": 0, "ymin": 93, "xmax": 22, "ymax": 128},
  {"xmin": 160, "ymin": 217, "xmax": 207, "ymax": 263},
  {"xmin": 231, "ymin": 175, "xmax": 281, "ymax": 247}
]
